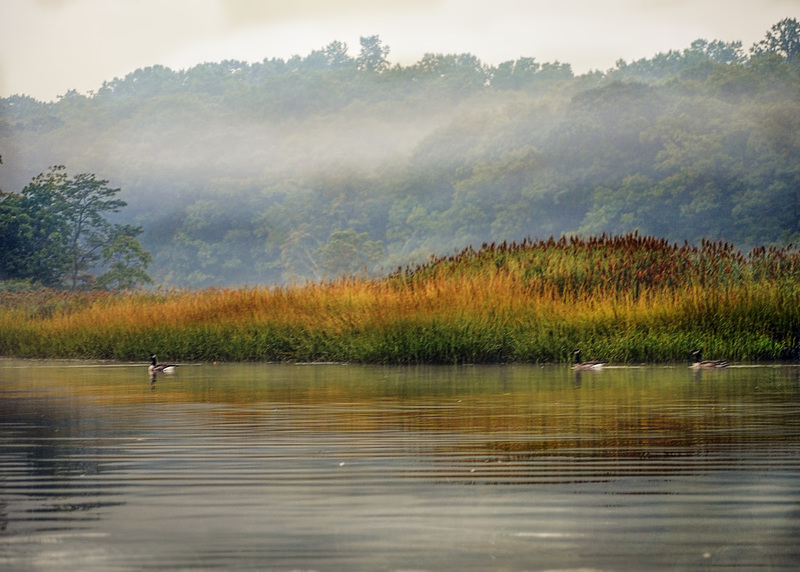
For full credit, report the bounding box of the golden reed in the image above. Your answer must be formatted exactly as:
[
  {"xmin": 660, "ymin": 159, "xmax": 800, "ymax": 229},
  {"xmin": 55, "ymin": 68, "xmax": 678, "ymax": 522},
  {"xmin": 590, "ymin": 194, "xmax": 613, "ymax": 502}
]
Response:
[{"xmin": 2, "ymin": 234, "xmax": 798, "ymax": 364}]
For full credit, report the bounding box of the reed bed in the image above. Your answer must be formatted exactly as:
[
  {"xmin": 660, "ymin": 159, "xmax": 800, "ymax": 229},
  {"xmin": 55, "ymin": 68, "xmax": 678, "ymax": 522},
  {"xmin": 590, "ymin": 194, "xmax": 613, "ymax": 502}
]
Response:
[{"xmin": 1, "ymin": 233, "xmax": 799, "ymax": 364}]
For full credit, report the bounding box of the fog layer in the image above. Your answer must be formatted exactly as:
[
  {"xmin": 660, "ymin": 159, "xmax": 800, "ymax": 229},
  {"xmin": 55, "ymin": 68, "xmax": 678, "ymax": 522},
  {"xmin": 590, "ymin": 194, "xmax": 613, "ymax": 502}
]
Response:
[{"xmin": 2, "ymin": 28, "xmax": 799, "ymax": 286}]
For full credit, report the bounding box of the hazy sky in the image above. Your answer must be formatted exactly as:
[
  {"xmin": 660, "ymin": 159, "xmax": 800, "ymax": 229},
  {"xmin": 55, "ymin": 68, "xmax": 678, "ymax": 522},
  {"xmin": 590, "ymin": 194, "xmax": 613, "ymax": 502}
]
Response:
[{"xmin": 3, "ymin": 0, "xmax": 799, "ymax": 101}]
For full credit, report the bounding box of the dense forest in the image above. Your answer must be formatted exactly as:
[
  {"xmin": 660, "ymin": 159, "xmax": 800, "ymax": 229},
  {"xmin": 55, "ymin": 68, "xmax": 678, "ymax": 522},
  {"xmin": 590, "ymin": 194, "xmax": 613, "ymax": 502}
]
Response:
[{"xmin": 2, "ymin": 21, "xmax": 800, "ymax": 287}]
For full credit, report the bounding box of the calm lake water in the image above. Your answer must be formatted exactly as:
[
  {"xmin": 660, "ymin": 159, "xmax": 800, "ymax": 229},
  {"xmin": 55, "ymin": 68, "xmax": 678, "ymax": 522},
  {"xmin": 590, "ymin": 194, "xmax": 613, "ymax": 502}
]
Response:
[{"xmin": 1, "ymin": 359, "xmax": 799, "ymax": 571}]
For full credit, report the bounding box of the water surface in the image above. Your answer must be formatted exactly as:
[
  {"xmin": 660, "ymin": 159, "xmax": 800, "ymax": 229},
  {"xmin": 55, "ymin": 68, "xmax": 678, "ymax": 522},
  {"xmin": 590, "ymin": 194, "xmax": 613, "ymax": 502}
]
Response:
[{"xmin": 1, "ymin": 360, "xmax": 799, "ymax": 570}]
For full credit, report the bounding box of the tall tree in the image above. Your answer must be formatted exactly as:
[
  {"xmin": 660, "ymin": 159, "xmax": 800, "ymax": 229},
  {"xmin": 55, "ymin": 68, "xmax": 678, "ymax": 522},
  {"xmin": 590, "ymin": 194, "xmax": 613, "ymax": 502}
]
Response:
[
  {"xmin": 751, "ymin": 17, "xmax": 800, "ymax": 61},
  {"xmin": 316, "ymin": 228, "xmax": 385, "ymax": 279},
  {"xmin": 356, "ymin": 35, "xmax": 390, "ymax": 73},
  {"xmin": 686, "ymin": 39, "xmax": 745, "ymax": 64},
  {"xmin": 324, "ymin": 40, "xmax": 353, "ymax": 68},
  {"xmin": 0, "ymin": 189, "xmax": 69, "ymax": 286},
  {"xmin": 3, "ymin": 166, "xmax": 152, "ymax": 289},
  {"xmin": 95, "ymin": 224, "xmax": 153, "ymax": 290}
]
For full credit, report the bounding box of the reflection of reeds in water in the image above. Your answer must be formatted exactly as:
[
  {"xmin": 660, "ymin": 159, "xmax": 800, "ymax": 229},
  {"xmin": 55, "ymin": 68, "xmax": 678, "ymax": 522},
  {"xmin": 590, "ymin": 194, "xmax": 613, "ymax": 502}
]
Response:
[
  {"xmin": 1, "ymin": 233, "xmax": 799, "ymax": 364},
  {"xmin": 4, "ymin": 361, "xmax": 791, "ymax": 460}
]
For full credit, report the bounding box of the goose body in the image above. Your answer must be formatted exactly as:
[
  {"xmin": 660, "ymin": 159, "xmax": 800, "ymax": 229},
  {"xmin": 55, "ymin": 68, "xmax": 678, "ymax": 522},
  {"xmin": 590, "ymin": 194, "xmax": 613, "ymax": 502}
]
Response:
[
  {"xmin": 572, "ymin": 349, "xmax": 606, "ymax": 371},
  {"xmin": 149, "ymin": 354, "xmax": 178, "ymax": 374},
  {"xmin": 690, "ymin": 350, "xmax": 728, "ymax": 369}
]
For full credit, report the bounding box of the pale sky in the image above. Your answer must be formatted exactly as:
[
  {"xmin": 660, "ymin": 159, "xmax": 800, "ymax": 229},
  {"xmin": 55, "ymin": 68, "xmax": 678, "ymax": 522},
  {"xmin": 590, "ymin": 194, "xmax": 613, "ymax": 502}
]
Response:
[{"xmin": 2, "ymin": 0, "xmax": 799, "ymax": 101}]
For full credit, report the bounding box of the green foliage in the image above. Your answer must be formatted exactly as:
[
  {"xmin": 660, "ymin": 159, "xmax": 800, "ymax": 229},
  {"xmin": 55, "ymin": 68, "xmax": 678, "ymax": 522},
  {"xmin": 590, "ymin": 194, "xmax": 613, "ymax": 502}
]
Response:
[
  {"xmin": 0, "ymin": 174, "xmax": 70, "ymax": 286},
  {"xmin": 2, "ymin": 23, "xmax": 800, "ymax": 287},
  {"xmin": 356, "ymin": 35, "xmax": 390, "ymax": 73},
  {"xmin": 751, "ymin": 17, "xmax": 800, "ymax": 61},
  {"xmin": 316, "ymin": 229, "xmax": 384, "ymax": 279},
  {"xmin": 0, "ymin": 166, "xmax": 152, "ymax": 290},
  {"xmin": 96, "ymin": 224, "xmax": 153, "ymax": 290}
]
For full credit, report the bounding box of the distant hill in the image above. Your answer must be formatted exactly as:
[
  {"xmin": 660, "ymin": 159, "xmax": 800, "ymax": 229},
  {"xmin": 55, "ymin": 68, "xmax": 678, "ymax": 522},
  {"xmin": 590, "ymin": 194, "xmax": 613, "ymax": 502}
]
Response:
[{"xmin": 2, "ymin": 21, "xmax": 799, "ymax": 287}]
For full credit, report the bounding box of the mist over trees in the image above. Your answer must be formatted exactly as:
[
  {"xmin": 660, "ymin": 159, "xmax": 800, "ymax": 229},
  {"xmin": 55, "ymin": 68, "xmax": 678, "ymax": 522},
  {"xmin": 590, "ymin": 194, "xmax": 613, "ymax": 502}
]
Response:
[
  {"xmin": 0, "ymin": 166, "xmax": 152, "ymax": 289},
  {"xmin": 2, "ymin": 20, "xmax": 800, "ymax": 288}
]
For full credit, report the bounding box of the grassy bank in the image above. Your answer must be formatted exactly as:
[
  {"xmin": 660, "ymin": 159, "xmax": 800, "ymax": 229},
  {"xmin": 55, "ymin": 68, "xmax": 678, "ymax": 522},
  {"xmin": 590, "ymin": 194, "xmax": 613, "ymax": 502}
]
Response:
[{"xmin": 2, "ymin": 234, "xmax": 799, "ymax": 364}]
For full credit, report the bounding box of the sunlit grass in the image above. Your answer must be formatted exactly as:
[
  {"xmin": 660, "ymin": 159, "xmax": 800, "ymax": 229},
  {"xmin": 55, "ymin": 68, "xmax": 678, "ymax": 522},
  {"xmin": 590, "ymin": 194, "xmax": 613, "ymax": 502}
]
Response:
[{"xmin": 1, "ymin": 233, "xmax": 799, "ymax": 364}]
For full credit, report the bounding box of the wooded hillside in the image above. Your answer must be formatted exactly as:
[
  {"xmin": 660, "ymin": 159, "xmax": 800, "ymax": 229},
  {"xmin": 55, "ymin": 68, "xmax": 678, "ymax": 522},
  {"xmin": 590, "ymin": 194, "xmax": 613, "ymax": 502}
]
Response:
[{"xmin": 2, "ymin": 22, "xmax": 799, "ymax": 287}]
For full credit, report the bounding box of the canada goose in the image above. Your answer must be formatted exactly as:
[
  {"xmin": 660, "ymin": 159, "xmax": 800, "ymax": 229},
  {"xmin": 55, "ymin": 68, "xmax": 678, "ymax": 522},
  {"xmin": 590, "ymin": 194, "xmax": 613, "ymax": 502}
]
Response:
[
  {"xmin": 690, "ymin": 350, "xmax": 728, "ymax": 369},
  {"xmin": 572, "ymin": 349, "xmax": 606, "ymax": 370},
  {"xmin": 149, "ymin": 354, "xmax": 178, "ymax": 374}
]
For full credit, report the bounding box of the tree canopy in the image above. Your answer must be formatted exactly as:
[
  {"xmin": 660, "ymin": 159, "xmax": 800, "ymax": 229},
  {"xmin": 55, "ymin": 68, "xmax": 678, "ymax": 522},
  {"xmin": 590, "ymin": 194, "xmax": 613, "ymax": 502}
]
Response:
[
  {"xmin": 2, "ymin": 21, "xmax": 800, "ymax": 287},
  {"xmin": 0, "ymin": 166, "xmax": 151, "ymax": 289}
]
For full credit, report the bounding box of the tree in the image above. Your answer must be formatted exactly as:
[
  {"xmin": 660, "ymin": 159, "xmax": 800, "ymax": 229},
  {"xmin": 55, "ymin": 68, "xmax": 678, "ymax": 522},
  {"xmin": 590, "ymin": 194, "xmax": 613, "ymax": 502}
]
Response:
[
  {"xmin": 280, "ymin": 224, "xmax": 324, "ymax": 282},
  {"xmin": 492, "ymin": 57, "xmax": 540, "ymax": 89},
  {"xmin": 163, "ymin": 196, "xmax": 264, "ymax": 287},
  {"xmin": 0, "ymin": 177, "xmax": 70, "ymax": 286},
  {"xmin": 751, "ymin": 18, "xmax": 800, "ymax": 61},
  {"xmin": 411, "ymin": 53, "xmax": 488, "ymax": 94},
  {"xmin": 356, "ymin": 35, "xmax": 390, "ymax": 73},
  {"xmin": 324, "ymin": 40, "xmax": 352, "ymax": 68},
  {"xmin": 686, "ymin": 39, "xmax": 745, "ymax": 64},
  {"xmin": 95, "ymin": 224, "xmax": 153, "ymax": 290},
  {"xmin": 58, "ymin": 169, "xmax": 128, "ymax": 288},
  {"xmin": 1, "ymin": 166, "xmax": 152, "ymax": 289},
  {"xmin": 316, "ymin": 229, "xmax": 384, "ymax": 279}
]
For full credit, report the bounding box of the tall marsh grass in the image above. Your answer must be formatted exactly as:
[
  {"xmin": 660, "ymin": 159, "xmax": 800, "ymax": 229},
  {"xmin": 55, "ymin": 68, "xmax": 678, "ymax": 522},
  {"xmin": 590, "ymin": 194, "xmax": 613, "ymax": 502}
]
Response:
[{"xmin": 2, "ymin": 233, "xmax": 799, "ymax": 364}]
